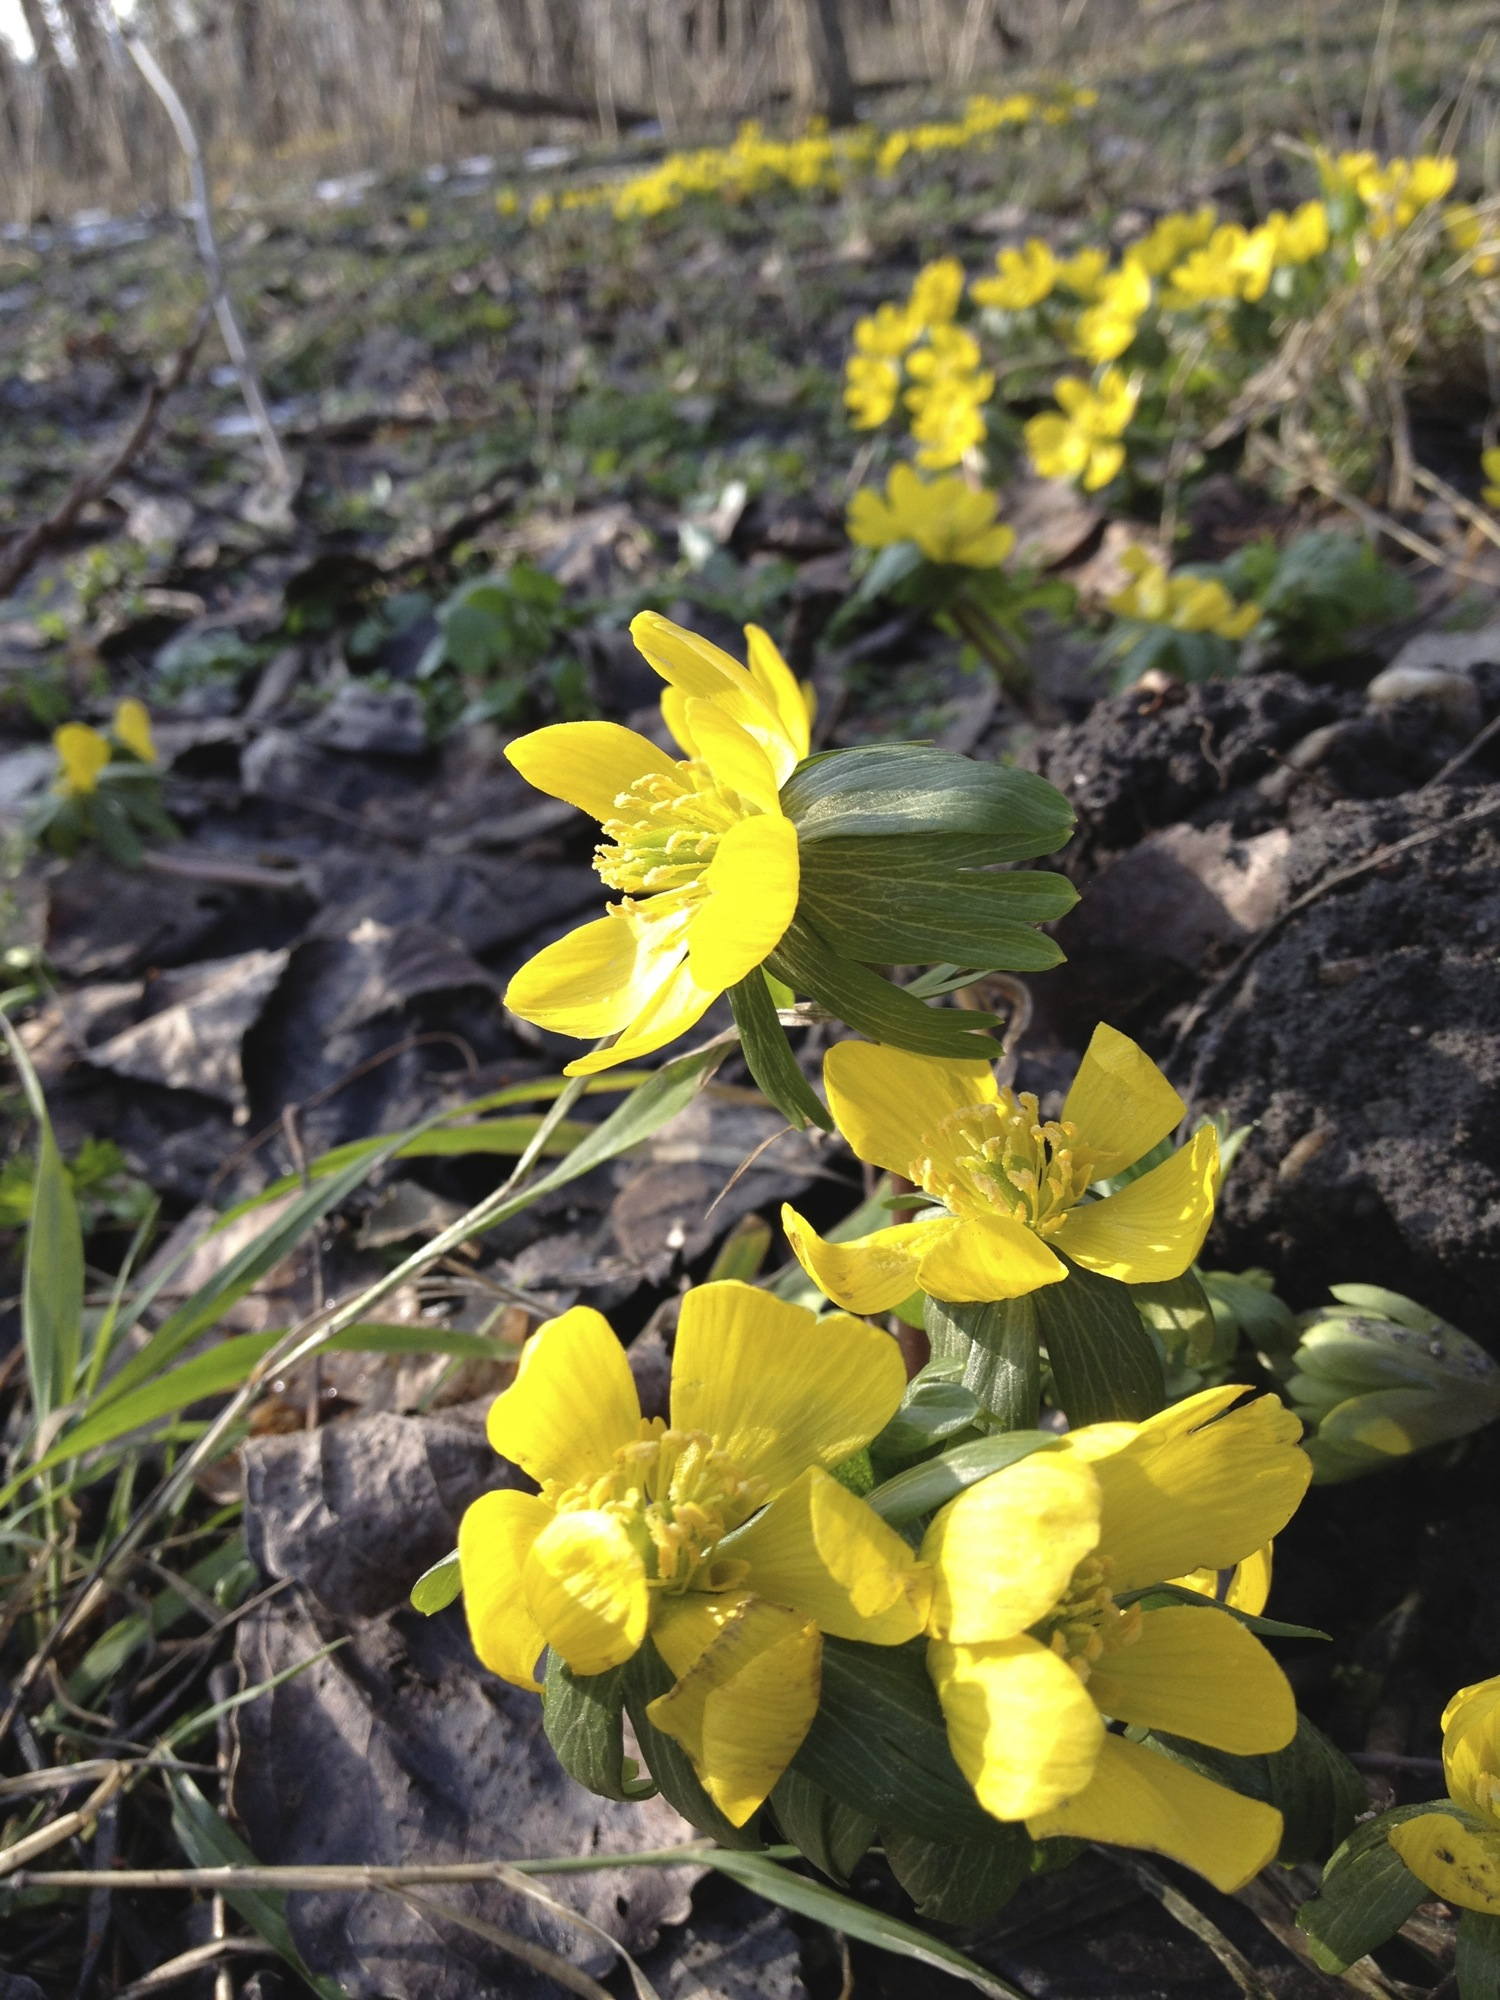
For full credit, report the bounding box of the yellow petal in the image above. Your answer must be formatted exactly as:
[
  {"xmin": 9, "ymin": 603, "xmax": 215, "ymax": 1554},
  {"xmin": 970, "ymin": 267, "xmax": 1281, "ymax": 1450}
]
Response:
[
  {"xmin": 457, "ymin": 1488, "xmax": 552, "ymax": 1690},
  {"xmin": 647, "ymin": 1596, "xmax": 821, "ymax": 1824},
  {"xmin": 1027, "ymin": 1732, "xmax": 1282, "ymax": 1892},
  {"xmin": 1087, "ymin": 1604, "xmax": 1295, "ymax": 1752},
  {"xmin": 929, "ymin": 1635, "xmax": 1105, "ymax": 1819},
  {"xmin": 922, "ymin": 1450, "xmax": 1099, "ymax": 1643},
  {"xmin": 726, "ymin": 1466, "xmax": 931, "ymax": 1642},
  {"xmin": 1052, "ymin": 1126, "xmax": 1220, "ymax": 1282},
  {"xmin": 1389, "ymin": 1812, "xmax": 1500, "ymax": 1914},
  {"xmin": 523, "ymin": 1507, "xmax": 649, "ymax": 1675},
  {"xmin": 915, "ymin": 1211, "xmax": 1068, "ymax": 1302},
  {"xmin": 561, "ymin": 950, "xmax": 719, "ymax": 1074},
  {"xmin": 743, "ymin": 623, "xmax": 812, "ymax": 768},
  {"xmin": 487, "ymin": 1304, "xmax": 641, "ymax": 1487},
  {"xmin": 660, "ymin": 685, "xmax": 699, "ymax": 760},
  {"xmin": 54, "ymin": 723, "xmax": 110, "ymax": 796},
  {"xmin": 780, "ymin": 1204, "xmax": 950, "ymax": 1315},
  {"xmin": 668, "ymin": 1278, "xmax": 906, "ymax": 1498},
  {"xmin": 112, "ymin": 697, "xmax": 156, "ymax": 763},
  {"xmin": 686, "ymin": 811, "xmax": 798, "ymax": 991},
  {"xmin": 823, "ymin": 1041, "xmax": 998, "ymax": 1180},
  {"xmin": 1061, "ymin": 1023, "xmax": 1186, "ymax": 1177},
  {"xmin": 630, "ymin": 612, "xmax": 794, "ymax": 779},
  {"xmin": 1063, "ymin": 1385, "xmax": 1311, "ymax": 1595},
  {"xmin": 1170, "ymin": 1543, "xmax": 1273, "ymax": 1616},
  {"xmin": 506, "ymin": 721, "xmax": 676, "ymax": 823},
  {"xmin": 676, "ymin": 697, "xmax": 781, "ymax": 811},
  {"xmin": 505, "ymin": 903, "xmax": 689, "ymax": 1039},
  {"xmin": 1442, "ymin": 1675, "xmax": 1500, "ymax": 1824}
]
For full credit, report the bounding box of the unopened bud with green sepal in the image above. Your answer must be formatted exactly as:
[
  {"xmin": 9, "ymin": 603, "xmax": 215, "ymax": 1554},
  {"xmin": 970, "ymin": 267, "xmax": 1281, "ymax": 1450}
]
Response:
[{"xmin": 1287, "ymin": 1283, "xmax": 1500, "ymax": 1482}]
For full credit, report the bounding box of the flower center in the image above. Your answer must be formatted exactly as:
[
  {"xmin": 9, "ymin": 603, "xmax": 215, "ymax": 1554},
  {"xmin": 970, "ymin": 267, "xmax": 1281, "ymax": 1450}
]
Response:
[
  {"xmin": 594, "ymin": 763, "xmax": 752, "ymax": 896},
  {"xmin": 552, "ymin": 1419, "xmax": 768, "ymax": 1593},
  {"xmin": 1032, "ymin": 1554, "xmax": 1141, "ymax": 1682},
  {"xmin": 916, "ymin": 1092, "xmax": 1100, "ymax": 1235}
]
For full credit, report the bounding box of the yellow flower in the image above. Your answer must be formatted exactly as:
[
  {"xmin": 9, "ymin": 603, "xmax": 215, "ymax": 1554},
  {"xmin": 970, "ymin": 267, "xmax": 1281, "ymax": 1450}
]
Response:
[
  {"xmin": 1025, "ymin": 367, "xmax": 1138, "ymax": 491},
  {"xmin": 1128, "ymin": 205, "xmax": 1218, "ymax": 278},
  {"xmin": 907, "ymin": 256, "xmax": 966, "ymax": 329},
  {"xmin": 458, "ymin": 1280, "xmax": 929, "ymax": 1824},
  {"xmin": 1166, "ymin": 221, "xmax": 1278, "ymax": 305},
  {"xmin": 1056, "ymin": 246, "xmax": 1110, "ymax": 300},
  {"xmin": 1482, "ymin": 446, "xmax": 1500, "ymax": 510},
  {"xmin": 781, "ymin": 1023, "xmax": 1220, "ymax": 1313},
  {"xmin": 906, "ymin": 376, "xmax": 992, "ymax": 469},
  {"xmin": 847, "ymin": 464, "xmax": 1015, "ymax": 568},
  {"xmin": 921, "ymin": 1385, "xmax": 1310, "ymax": 1890},
  {"xmin": 1109, "ymin": 547, "xmax": 1260, "ymax": 640},
  {"xmin": 53, "ymin": 723, "xmax": 111, "ymax": 798},
  {"xmin": 1445, "ymin": 203, "xmax": 1499, "ymax": 277},
  {"xmin": 844, "ymin": 353, "xmax": 901, "ymax": 428},
  {"xmin": 1357, "ymin": 154, "xmax": 1457, "ymax": 237},
  {"xmin": 1071, "ymin": 260, "xmax": 1151, "ymax": 364},
  {"xmin": 502, "ymin": 614, "xmax": 810, "ymax": 1074},
  {"xmin": 112, "ymin": 697, "xmax": 156, "ymax": 764},
  {"xmin": 971, "ymin": 238, "xmax": 1058, "ymax": 311},
  {"xmin": 853, "ymin": 301, "xmax": 921, "ymax": 359},
  {"xmin": 1388, "ymin": 1676, "xmax": 1500, "ymax": 1912},
  {"xmin": 1271, "ymin": 199, "xmax": 1331, "ymax": 266}
]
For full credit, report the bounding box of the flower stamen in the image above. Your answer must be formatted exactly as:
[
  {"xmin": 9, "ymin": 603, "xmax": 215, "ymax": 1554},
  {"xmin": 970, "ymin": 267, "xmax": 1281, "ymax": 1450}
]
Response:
[{"xmin": 594, "ymin": 764, "xmax": 753, "ymax": 895}]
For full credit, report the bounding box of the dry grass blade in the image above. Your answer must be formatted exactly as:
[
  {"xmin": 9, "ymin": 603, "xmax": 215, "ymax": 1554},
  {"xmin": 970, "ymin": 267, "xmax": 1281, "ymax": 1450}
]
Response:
[
  {"xmin": 114, "ymin": 1937, "xmax": 269, "ymax": 2000},
  {"xmin": 396, "ymin": 1889, "xmax": 630, "ymax": 2000},
  {"xmin": 0, "ymin": 1765, "xmax": 128, "ymax": 1878},
  {"xmin": 1111, "ymin": 1854, "xmax": 1278, "ymax": 2000}
]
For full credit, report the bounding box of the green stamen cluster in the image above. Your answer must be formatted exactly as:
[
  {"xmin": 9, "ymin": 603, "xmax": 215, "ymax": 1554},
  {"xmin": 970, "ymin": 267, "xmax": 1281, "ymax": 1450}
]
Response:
[
  {"xmin": 594, "ymin": 764, "xmax": 751, "ymax": 895},
  {"xmin": 554, "ymin": 1419, "xmax": 766, "ymax": 1592},
  {"xmin": 1034, "ymin": 1555, "xmax": 1141, "ymax": 1681},
  {"xmin": 920, "ymin": 1094, "xmax": 1098, "ymax": 1234}
]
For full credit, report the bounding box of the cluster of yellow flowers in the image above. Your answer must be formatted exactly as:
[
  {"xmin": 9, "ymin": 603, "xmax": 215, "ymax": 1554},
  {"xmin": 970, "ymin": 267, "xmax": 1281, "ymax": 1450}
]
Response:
[
  {"xmin": 845, "ymin": 255, "xmax": 995, "ymax": 468},
  {"xmin": 497, "ymin": 87, "xmax": 1094, "ymax": 231},
  {"xmin": 845, "ymin": 145, "xmax": 1490, "ymax": 509},
  {"xmin": 1107, "ymin": 546, "xmax": 1261, "ymax": 641}
]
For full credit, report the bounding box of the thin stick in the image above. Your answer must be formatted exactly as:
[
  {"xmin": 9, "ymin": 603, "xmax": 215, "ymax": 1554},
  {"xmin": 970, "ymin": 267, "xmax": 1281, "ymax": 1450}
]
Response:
[
  {"xmin": 121, "ymin": 31, "xmax": 291, "ymax": 491},
  {"xmin": 10, "ymin": 1846, "xmax": 720, "ymax": 1892},
  {"xmin": 0, "ymin": 316, "xmax": 207, "ymax": 601}
]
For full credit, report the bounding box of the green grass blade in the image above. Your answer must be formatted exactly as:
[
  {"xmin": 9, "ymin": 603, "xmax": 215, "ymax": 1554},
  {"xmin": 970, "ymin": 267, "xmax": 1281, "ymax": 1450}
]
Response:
[{"xmin": 1, "ymin": 1012, "xmax": 85, "ymax": 1422}]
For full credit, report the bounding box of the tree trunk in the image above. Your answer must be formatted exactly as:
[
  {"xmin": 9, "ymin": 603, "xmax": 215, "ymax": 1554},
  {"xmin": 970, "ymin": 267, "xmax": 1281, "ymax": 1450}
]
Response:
[{"xmin": 779, "ymin": 0, "xmax": 855, "ymax": 127}]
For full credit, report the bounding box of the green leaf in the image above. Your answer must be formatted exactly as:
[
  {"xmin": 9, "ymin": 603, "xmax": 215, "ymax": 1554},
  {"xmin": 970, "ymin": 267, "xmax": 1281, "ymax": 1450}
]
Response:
[
  {"xmin": 1297, "ymin": 1802, "xmax": 1441, "ymax": 1971},
  {"xmin": 99, "ymin": 1131, "xmax": 430, "ymax": 1410},
  {"xmin": 781, "ymin": 746, "xmax": 1074, "ymax": 860},
  {"xmin": 728, "ymin": 968, "xmax": 832, "ymax": 1132},
  {"xmin": 166, "ymin": 1771, "xmax": 347, "ymax": 2000},
  {"xmin": 544, "ymin": 1654, "xmax": 653, "ymax": 1803},
  {"xmin": 870, "ymin": 1373, "xmax": 980, "ymax": 1467},
  {"xmin": 768, "ymin": 919, "xmax": 999, "ymax": 1059},
  {"xmin": 866, "ymin": 1432, "xmax": 1060, "ymax": 1527},
  {"xmin": 1458, "ymin": 1911, "xmax": 1500, "ymax": 1999},
  {"xmin": 924, "ymin": 1294, "xmax": 1041, "ymax": 1430},
  {"xmin": 881, "ymin": 1824, "xmax": 1032, "ymax": 1926},
  {"xmin": 795, "ymin": 843, "xmax": 1074, "ymax": 971},
  {"xmin": 1148, "ymin": 1708, "xmax": 1363, "ymax": 1867},
  {"xmin": 13, "ymin": 1323, "xmax": 507, "ymax": 1495},
  {"xmin": 703, "ymin": 1849, "xmax": 1027, "ymax": 1998},
  {"xmin": 770, "ymin": 1768, "xmax": 875, "ymax": 1883},
  {"xmin": 1131, "ymin": 1271, "xmax": 1217, "ymax": 1365},
  {"xmin": 1, "ymin": 1015, "xmax": 84, "ymax": 1422},
  {"xmin": 793, "ymin": 1639, "xmax": 1010, "ymax": 1846},
  {"xmin": 409, "ymin": 1551, "xmax": 461, "ymax": 1614},
  {"xmin": 622, "ymin": 1643, "xmax": 763, "ymax": 1849},
  {"xmin": 1036, "ymin": 1262, "xmax": 1165, "ymax": 1423}
]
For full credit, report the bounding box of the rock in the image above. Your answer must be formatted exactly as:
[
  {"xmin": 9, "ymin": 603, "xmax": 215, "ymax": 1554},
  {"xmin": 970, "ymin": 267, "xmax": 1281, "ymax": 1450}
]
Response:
[
  {"xmin": 306, "ymin": 682, "xmax": 429, "ymax": 757},
  {"xmin": 1366, "ymin": 660, "xmax": 1482, "ymax": 729}
]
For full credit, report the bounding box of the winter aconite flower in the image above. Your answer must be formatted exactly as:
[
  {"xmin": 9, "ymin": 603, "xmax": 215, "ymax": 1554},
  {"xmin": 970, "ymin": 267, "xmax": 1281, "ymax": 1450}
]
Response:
[
  {"xmin": 502, "ymin": 613, "xmax": 811, "ymax": 1074},
  {"xmin": 112, "ymin": 697, "xmax": 157, "ymax": 764},
  {"xmin": 847, "ymin": 465, "xmax": 1015, "ymax": 568},
  {"xmin": 1387, "ymin": 1675, "xmax": 1500, "ymax": 1912},
  {"xmin": 458, "ymin": 1280, "xmax": 929, "ymax": 1823},
  {"xmin": 782, "ymin": 1023, "xmax": 1219, "ymax": 1311},
  {"xmin": 1025, "ymin": 368, "xmax": 1138, "ymax": 491},
  {"xmin": 923, "ymin": 1386, "xmax": 1311, "ymax": 1889},
  {"xmin": 1108, "ymin": 548, "xmax": 1260, "ymax": 641},
  {"xmin": 53, "ymin": 724, "xmax": 111, "ymax": 798}
]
